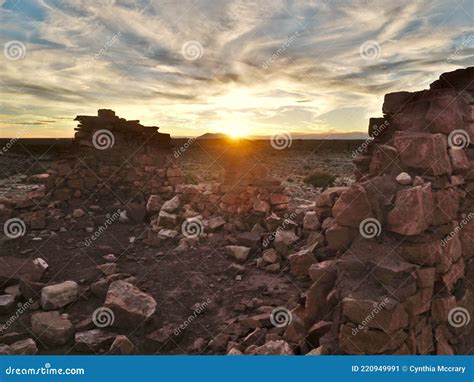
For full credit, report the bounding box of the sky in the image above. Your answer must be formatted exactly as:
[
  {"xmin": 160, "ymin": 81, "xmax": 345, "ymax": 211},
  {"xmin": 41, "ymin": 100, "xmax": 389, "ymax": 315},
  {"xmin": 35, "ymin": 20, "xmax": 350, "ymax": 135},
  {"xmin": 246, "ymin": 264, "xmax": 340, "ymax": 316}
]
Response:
[{"xmin": 0, "ymin": 0, "xmax": 473, "ymax": 138}]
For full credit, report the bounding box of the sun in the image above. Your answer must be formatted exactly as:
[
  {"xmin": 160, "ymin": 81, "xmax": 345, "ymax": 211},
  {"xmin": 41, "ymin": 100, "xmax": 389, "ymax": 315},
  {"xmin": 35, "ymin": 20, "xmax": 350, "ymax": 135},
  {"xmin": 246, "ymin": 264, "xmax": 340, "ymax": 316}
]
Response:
[
  {"xmin": 227, "ymin": 130, "xmax": 246, "ymax": 139},
  {"xmin": 223, "ymin": 124, "xmax": 252, "ymax": 139}
]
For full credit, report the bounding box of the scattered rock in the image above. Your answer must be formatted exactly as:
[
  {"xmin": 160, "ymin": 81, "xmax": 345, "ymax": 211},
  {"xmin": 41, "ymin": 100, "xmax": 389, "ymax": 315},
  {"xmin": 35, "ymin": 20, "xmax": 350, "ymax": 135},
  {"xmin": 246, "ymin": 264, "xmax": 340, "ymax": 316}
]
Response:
[
  {"xmin": 75, "ymin": 329, "xmax": 117, "ymax": 353},
  {"xmin": 31, "ymin": 311, "xmax": 74, "ymax": 346},
  {"xmin": 105, "ymin": 280, "xmax": 157, "ymax": 328},
  {"xmin": 0, "ymin": 294, "xmax": 15, "ymax": 315},
  {"xmin": 9, "ymin": 338, "xmax": 38, "ymax": 355},
  {"xmin": 41, "ymin": 281, "xmax": 78, "ymax": 310},
  {"xmin": 225, "ymin": 246, "xmax": 251, "ymax": 263},
  {"xmin": 161, "ymin": 196, "xmax": 180, "ymax": 213},
  {"xmin": 395, "ymin": 172, "xmax": 412, "ymax": 185},
  {"xmin": 109, "ymin": 335, "xmax": 135, "ymax": 355}
]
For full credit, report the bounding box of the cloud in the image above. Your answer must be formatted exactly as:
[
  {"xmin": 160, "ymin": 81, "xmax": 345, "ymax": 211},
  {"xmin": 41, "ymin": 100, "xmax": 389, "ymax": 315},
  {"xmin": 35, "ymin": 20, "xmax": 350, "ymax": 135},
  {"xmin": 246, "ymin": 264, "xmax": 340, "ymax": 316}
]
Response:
[{"xmin": 0, "ymin": 0, "xmax": 473, "ymax": 137}]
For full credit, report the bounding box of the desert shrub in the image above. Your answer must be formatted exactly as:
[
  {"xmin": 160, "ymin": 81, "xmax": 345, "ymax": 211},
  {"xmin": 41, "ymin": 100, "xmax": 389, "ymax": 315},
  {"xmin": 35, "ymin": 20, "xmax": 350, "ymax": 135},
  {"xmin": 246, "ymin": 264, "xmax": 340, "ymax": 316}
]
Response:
[
  {"xmin": 304, "ymin": 170, "xmax": 336, "ymax": 189},
  {"xmin": 185, "ymin": 172, "xmax": 200, "ymax": 185}
]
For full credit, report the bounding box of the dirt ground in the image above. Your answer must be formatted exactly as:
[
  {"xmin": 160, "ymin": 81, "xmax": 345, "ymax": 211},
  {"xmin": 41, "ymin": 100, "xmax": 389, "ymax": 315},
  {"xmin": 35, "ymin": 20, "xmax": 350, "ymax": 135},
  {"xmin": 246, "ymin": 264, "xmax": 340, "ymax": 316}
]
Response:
[{"xmin": 0, "ymin": 139, "xmax": 356, "ymax": 354}]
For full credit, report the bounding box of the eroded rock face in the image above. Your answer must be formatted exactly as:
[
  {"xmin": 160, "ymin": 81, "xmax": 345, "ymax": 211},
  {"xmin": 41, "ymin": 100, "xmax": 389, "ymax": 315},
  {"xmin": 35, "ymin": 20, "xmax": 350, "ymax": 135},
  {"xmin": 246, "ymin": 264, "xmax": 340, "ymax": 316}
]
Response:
[{"xmin": 104, "ymin": 281, "xmax": 157, "ymax": 328}]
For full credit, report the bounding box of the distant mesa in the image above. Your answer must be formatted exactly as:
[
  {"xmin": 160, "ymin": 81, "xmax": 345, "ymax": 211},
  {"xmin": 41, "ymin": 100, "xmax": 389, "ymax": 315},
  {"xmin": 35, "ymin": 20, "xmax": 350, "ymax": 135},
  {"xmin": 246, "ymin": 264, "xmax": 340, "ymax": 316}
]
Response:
[{"xmin": 196, "ymin": 132, "xmax": 229, "ymax": 140}]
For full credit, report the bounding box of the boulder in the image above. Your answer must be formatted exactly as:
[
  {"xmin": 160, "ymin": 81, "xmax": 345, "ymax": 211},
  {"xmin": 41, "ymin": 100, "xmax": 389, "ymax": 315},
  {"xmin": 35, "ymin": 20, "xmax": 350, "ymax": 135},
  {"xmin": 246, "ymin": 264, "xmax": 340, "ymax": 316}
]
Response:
[
  {"xmin": 325, "ymin": 223, "xmax": 356, "ymax": 250},
  {"xmin": 157, "ymin": 211, "xmax": 178, "ymax": 227},
  {"xmin": 303, "ymin": 211, "xmax": 320, "ymax": 230},
  {"xmin": 161, "ymin": 196, "xmax": 180, "ymax": 213},
  {"xmin": 0, "ymin": 256, "xmax": 46, "ymax": 285},
  {"xmin": 253, "ymin": 199, "xmax": 271, "ymax": 213},
  {"xmin": 208, "ymin": 216, "xmax": 226, "ymax": 230},
  {"xmin": 289, "ymin": 248, "xmax": 315, "ymax": 277},
  {"xmin": 104, "ymin": 281, "xmax": 157, "ymax": 328},
  {"xmin": 225, "ymin": 246, "xmax": 251, "ymax": 263},
  {"xmin": 386, "ymin": 184, "xmax": 433, "ymax": 235},
  {"xmin": 0, "ymin": 294, "xmax": 15, "ymax": 315},
  {"xmin": 339, "ymin": 324, "xmax": 407, "ymax": 354},
  {"xmin": 393, "ymin": 131, "xmax": 452, "ymax": 175},
  {"xmin": 342, "ymin": 297, "xmax": 408, "ymax": 331},
  {"xmin": 109, "ymin": 335, "xmax": 135, "ymax": 355},
  {"xmin": 269, "ymin": 194, "xmax": 289, "ymax": 205},
  {"xmin": 146, "ymin": 195, "xmax": 162, "ymax": 213},
  {"xmin": 251, "ymin": 340, "xmax": 293, "ymax": 355},
  {"xmin": 262, "ymin": 249, "xmax": 279, "ymax": 264},
  {"xmin": 9, "ymin": 338, "xmax": 38, "ymax": 355},
  {"xmin": 273, "ymin": 230, "xmax": 299, "ymax": 255},
  {"xmin": 41, "ymin": 281, "xmax": 78, "ymax": 310},
  {"xmin": 31, "ymin": 311, "xmax": 74, "ymax": 346},
  {"xmin": 74, "ymin": 329, "xmax": 117, "ymax": 352},
  {"xmin": 332, "ymin": 184, "xmax": 372, "ymax": 227}
]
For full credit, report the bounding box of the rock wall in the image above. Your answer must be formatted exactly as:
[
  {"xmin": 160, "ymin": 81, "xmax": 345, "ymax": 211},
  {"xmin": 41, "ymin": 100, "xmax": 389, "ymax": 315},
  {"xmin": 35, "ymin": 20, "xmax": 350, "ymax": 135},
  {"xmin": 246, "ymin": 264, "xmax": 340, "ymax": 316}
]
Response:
[{"xmin": 299, "ymin": 67, "xmax": 474, "ymax": 355}]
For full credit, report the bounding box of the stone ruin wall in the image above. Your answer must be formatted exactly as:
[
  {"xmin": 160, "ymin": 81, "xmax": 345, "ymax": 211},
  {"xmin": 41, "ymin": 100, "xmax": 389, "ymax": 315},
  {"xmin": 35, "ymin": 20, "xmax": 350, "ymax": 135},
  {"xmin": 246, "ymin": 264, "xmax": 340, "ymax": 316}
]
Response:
[
  {"xmin": 9, "ymin": 109, "xmax": 290, "ymax": 236},
  {"xmin": 294, "ymin": 67, "xmax": 474, "ymax": 355}
]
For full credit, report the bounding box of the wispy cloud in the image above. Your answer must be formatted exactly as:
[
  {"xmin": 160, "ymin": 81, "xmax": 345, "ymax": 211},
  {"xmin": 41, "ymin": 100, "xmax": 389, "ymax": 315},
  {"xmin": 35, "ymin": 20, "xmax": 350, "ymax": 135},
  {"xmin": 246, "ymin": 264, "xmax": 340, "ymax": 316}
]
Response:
[{"xmin": 0, "ymin": 0, "xmax": 473, "ymax": 138}]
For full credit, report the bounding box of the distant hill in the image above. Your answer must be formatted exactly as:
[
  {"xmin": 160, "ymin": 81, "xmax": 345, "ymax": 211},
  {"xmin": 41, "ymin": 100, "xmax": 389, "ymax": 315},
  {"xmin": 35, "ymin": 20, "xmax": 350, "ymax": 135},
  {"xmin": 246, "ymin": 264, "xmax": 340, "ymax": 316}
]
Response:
[
  {"xmin": 193, "ymin": 131, "xmax": 368, "ymax": 140},
  {"xmin": 196, "ymin": 132, "xmax": 228, "ymax": 140}
]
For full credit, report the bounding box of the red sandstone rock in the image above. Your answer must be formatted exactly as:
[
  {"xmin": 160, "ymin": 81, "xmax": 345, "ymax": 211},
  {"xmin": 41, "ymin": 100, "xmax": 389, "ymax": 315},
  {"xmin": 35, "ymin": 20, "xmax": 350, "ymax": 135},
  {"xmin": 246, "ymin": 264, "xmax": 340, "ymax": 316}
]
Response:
[
  {"xmin": 432, "ymin": 188, "xmax": 460, "ymax": 225},
  {"xmin": 269, "ymin": 194, "xmax": 289, "ymax": 205},
  {"xmin": 341, "ymin": 297, "xmax": 408, "ymax": 331},
  {"xmin": 386, "ymin": 184, "xmax": 433, "ymax": 235},
  {"xmin": 339, "ymin": 324, "xmax": 407, "ymax": 354},
  {"xmin": 325, "ymin": 223, "xmax": 356, "ymax": 250},
  {"xmin": 288, "ymin": 248, "xmax": 315, "ymax": 277},
  {"xmin": 105, "ymin": 281, "xmax": 157, "ymax": 328},
  {"xmin": 332, "ymin": 184, "xmax": 372, "ymax": 227},
  {"xmin": 393, "ymin": 131, "xmax": 452, "ymax": 175}
]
